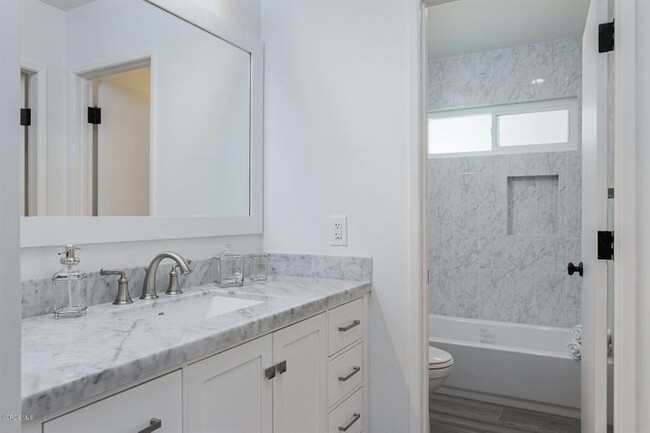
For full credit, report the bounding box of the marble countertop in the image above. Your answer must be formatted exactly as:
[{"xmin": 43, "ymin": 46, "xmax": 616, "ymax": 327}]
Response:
[{"xmin": 21, "ymin": 276, "xmax": 371, "ymax": 419}]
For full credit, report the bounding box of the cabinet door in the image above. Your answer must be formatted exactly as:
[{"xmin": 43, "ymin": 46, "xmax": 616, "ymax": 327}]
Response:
[
  {"xmin": 188, "ymin": 335, "xmax": 273, "ymax": 433},
  {"xmin": 273, "ymin": 313, "xmax": 327, "ymax": 433},
  {"xmin": 44, "ymin": 371, "xmax": 182, "ymax": 433}
]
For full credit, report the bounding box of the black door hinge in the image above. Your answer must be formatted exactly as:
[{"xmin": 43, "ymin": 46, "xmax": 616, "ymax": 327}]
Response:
[
  {"xmin": 88, "ymin": 106, "xmax": 102, "ymax": 125},
  {"xmin": 20, "ymin": 108, "xmax": 31, "ymax": 126},
  {"xmin": 599, "ymin": 20, "xmax": 615, "ymax": 53},
  {"xmin": 598, "ymin": 231, "xmax": 614, "ymax": 260}
]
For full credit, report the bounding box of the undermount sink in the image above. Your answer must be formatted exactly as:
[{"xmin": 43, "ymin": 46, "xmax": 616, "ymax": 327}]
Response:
[{"xmin": 110, "ymin": 294, "xmax": 264, "ymax": 324}]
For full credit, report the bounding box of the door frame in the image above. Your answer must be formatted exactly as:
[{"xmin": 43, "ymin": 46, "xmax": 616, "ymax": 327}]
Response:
[
  {"xmin": 69, "ymin": 55, "xmax": 153, "ymax": 216},
  {"xmin": 612, "ymin": 0, "xmax": 637, "ymax": 431},
  {"xmin": 408, "ymin": 0, "xmax": 427, "ymax": 432},
  {"xmin": 412, "ymin": 0, "xmax": 639, "ymax": 432},
  {"xmin": 19, "ymin": 60, "xmax": 47, "ymax": 216}
]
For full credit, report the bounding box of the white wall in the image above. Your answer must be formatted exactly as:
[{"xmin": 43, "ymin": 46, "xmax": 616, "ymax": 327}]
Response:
[
  {"xmin": 635, "ymin": 0, "xmax": 650, "ymax": 428},
  {"xmin": 191, "ymin": 0, "xmax": 260, "ymax": 37},
  {"xmin": 0, "ymin": 0, "xmax": 22, "ymax": 431},
  {"xmin": 21, "ymin": 0, "xmax": 263, "ymax": 279},
  {"xmin": 261, "ymin": 0, "xmax": 416, "ymax": 430}
]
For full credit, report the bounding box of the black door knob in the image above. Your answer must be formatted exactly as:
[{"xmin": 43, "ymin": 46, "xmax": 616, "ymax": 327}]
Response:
[{"xmin": 568, "ymin": 262, "xmax": 583, "ymax": 277}]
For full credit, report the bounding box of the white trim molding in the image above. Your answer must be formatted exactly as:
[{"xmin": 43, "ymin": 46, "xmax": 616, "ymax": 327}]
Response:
[
  {"xmin": 410, "ymin": 1, "xmax": 428, "ymax": 433},
  {"xmin": 613, "ymin": 0, "xmax": 637, "ymax": 431}
]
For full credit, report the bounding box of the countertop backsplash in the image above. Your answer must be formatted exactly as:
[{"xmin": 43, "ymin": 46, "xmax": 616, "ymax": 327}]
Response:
[{"xmin": 21, "ymin": 253, "xmax": 372, "ymax": 319}]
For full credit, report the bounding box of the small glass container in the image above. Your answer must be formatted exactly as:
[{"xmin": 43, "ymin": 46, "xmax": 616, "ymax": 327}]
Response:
[
  {"xmin": 214, "ymin": 244, "xmax": 245, "ymax": 287},
  {"xmin": 249, "ymin": 253, "xmax": 269, "ymax": 281},
  {"xmin": 51, "ymin": 245, "xmax": 88, "ymax": 319}
]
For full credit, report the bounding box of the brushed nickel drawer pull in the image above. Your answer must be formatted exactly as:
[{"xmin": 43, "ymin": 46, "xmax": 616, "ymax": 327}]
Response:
[
  {"xmin": 338, "ymin": 413, "xmax": 361, "ymax": 432},
  {"xmin": 138, "ymin": 418, "xmax": 162, "ymax": 433},
  {"xmin": 265, "ymin": 365, "xmax": 276, "ymax": 380},
  {"xmin": 338, "ymin": 320, "xmax": 361, "ymax": 332},
  {"xmin": 338, "ymin": 366, "xmax": 361, "ymax": 382},
  {"xmin": 276, "ymin": 360, "xmax": 287, "ymax": 375}
]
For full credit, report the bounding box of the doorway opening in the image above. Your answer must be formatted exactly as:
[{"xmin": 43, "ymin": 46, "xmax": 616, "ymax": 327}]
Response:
[
  {"xmin": 78, "ymin": 61, "xmax": 151, "ymax": 216},
  {"xmin": 423, "ymin": 0, "xmax": 614, "ymax": 431}
]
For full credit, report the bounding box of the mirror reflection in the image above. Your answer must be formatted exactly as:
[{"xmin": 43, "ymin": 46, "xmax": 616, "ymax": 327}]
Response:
[{"xmin": 20, "ymin": 0, "xmax": 251, "ymax": 217}]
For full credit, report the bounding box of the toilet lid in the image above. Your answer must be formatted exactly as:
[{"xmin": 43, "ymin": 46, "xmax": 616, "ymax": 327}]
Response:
[{"xmin": 429, "ymin": 346, "xmax": 453, "ymax": 369}]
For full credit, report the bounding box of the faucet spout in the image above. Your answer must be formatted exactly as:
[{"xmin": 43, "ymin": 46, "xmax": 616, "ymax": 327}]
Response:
[{"xmin": 141, "ymin": 251, "xmax": 192, "ymax": 300}]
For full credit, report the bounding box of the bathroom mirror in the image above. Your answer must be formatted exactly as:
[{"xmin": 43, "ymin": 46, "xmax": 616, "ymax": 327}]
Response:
[{"xmin": 19, "ymin": 0, "xmax": 263, "ymax": 246}]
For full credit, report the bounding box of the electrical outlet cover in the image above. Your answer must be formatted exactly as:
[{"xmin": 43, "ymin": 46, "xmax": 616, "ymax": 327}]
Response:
[{"xmin": 330, "ymin": 216, "xmax": 348, "ymax": 246}]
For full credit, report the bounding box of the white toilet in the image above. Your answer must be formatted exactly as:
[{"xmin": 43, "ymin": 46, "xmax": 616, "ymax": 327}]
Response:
[{"xmin": 428, "ymin": 345, "xmax": 454, "ymax": 392}]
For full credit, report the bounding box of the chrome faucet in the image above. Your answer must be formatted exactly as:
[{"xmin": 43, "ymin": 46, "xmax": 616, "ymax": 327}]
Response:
[{"xmin": 141, "ymin": 251, "xmax": 192, "ymax": 300}]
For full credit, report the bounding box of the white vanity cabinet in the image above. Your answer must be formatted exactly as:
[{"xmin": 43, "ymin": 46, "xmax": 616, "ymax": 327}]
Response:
[
  {"xmin": 188, "ymin": 313, "xmax": 327, "ymax": 433},
  {"xmin": 187, "ymin": 335, "xmax": 274, "ymax": 433},
  {"xmin": 42, "ymin": 370, "xmax": 182, "ymax": 433},
  {"xmin": 273, "ymin": 313, "xmax": 328, "ymax": 433},
  {"xmin": 327, "ymin": 298, "xmax": 365, "ymax": 432},
  {"xmin": 26, "ymin": 297, "xmax": 367, "ymax": 433}
]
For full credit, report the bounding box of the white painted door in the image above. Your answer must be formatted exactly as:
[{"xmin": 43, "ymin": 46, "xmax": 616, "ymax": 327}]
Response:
[
  {"xmin": 43, "ymin": 371, "xmax": 182, "ymax": 433},
  {"xmin": 273, "ymin": 313, "xmax": 328, "ymax": 433},
  {"xmin": 187, "ymin": 335, "xmax": 273, "ymax": 433},
  {"xmin": 95, "ymin": 68, "xmax": 150, "ymax": 216},
  {"xmin": 581, "ymin": 0, "xmax": 610, "ymax": 431}
]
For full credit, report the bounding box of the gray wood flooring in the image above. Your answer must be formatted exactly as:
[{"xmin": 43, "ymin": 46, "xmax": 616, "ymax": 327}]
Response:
[{"xmin": 430, "ymin": 393, "xmax": 583, "ymax": 433}]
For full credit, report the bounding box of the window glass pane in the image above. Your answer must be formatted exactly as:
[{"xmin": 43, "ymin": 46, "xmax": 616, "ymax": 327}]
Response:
[
  {"xmin": 428, "ymin": 114, "xmax": 492, "ymax": 154},
  {"xmin": 497, "ymin": 109, "xmax": 569, "ymax": 147}
]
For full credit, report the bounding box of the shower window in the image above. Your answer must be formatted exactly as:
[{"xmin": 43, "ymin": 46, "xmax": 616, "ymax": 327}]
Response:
[{"xmin": 428, "ymin": 98, "xmax": 578, "ymax": 156}]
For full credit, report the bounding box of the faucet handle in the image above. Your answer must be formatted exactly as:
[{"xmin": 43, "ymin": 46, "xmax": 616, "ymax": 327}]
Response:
[
  {"xmin": 166, "ymin": 259, "xmax": 192, "ymax": 296},
  {"xmin": 100, "ymin": 269, "xmax": 133, "ymax": 305}
]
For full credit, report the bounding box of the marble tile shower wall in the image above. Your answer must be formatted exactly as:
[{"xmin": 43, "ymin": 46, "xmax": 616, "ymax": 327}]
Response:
[{"xmin": 427, "ymin": 39, "xmax": 582, "ymax": 327}]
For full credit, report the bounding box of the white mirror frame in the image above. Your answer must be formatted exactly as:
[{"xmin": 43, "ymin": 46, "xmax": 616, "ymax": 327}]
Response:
[{"xmin": 21, "ymin": 0, "xmax": 264, "ymax": 248}]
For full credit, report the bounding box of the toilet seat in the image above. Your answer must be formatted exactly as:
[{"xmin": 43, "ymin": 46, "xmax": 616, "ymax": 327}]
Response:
[{"xmin": 428, "ymin": 346, "xmax": 453, "ymax": 370}]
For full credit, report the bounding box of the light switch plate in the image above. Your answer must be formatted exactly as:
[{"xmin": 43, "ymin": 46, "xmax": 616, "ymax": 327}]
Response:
[{"xmin": 330, "ymin": 216, "xmax": 348, "ymax": 246}]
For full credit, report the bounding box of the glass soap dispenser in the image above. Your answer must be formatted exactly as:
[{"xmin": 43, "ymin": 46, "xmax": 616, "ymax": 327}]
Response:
[
  {"xmin": 214, "ymin": 244, "xmax": 244, "ymax": 287},
  {"xmin": 51, "ymin": 245, "xmax": 88, "ymax": 319}
]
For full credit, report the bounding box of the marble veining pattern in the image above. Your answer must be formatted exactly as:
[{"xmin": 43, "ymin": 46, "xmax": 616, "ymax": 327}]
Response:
[
  {"xmin": 428, "ymin": 38, "xmax": 582, "ymax": 111},
  {"xmin": 22, "ymin": 254, "xmax": 371, "ymax": 319},
  {"xmin": 268, "ymin": 253, "xmax": 372, "ymax": 281},
  {"xmin": 427, "ymin": 38, "xmax": 582, "ymax": 327},
  {"xmin": 21, "ymin": 275, "xmax": 371, "ymax": 419}
]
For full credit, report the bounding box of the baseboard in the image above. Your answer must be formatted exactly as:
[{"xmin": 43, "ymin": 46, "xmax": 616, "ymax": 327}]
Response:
[{"xmin": 435, "ymin": 386, "xmax": 582, "ymax": 419}]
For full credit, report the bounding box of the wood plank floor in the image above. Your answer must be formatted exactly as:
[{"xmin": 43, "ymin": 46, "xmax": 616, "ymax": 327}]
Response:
[{"xmin": 430, "ymin": 393, "xmax": 582, "ymax": 433}]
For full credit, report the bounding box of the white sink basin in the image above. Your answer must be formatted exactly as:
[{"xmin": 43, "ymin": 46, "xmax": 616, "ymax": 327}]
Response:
[{"xmin": 110, "ymin": 294, "xmax": 263, "ymax": 324}]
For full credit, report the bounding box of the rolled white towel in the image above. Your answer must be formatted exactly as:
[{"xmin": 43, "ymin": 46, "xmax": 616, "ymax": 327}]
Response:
[
  {"xmin": 572, "ymin": 324, "xmax": 582, "ymax": 342},
  {"xmin": 567, "ymin": 341, "xmax": 582, "ymax": 361}
]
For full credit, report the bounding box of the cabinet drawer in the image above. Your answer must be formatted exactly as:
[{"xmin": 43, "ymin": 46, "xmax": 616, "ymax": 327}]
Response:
[
  {"xmin": 328, "ymin": 388, "xmax": 363, "ymax": 433},
  {"xmin": 43, "ymin": 371, "xmax": 182, "ymax": 433},
  {"xmin": 328, "ymin": 299, "xmax": 363, "ymax": 355},
  {"xmin": 328, "ymin": 342, "xmax": 362, "ymax": 407}
]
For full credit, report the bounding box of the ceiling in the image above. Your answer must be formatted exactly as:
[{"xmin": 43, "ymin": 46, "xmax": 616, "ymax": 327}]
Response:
[
  {"xmin": 37, "ymin": 0, "xmax": 98, "ymax": 12},
  {"xmin": 426, "ymin": 0, "xmax": 591, "ymax": 59}
]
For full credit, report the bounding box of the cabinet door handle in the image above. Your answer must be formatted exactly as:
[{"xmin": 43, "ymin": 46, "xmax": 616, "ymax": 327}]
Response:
[
  {"xmin": 338, "ymin": 320, "xmax": 361, "ymax": 332},
  {"xmin": 138, "ymin": 418, "xmax": 162, "ymax": 433},
  {"xmin": 265, "ymin": 365, "xmax": 276, "ymax": 380},
  {"xmin": 338, "ymin": 413, "xmax": 361, "ymax": 432},
  {"xmin": 338, "ymin": 366, "xmax": 361, "ymax": 382},
  {"xmin": 276, "ymin": 360, "xmax": 287, "ymax": 375}
]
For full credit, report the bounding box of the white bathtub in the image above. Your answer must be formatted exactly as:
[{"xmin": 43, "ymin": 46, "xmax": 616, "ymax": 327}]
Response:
[{"xmin": 429, "ymin": 314, "xmax": 581, "ymax": 418}]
